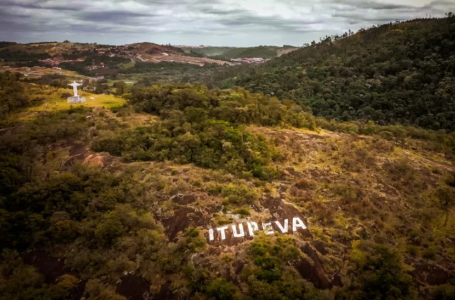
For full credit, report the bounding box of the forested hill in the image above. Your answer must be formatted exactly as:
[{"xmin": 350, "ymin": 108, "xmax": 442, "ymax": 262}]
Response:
[
  {"xmin": 223, "ymin": 16, "xmax": 455, "ymax": 131},
  {"xmin": 1, "ymin": 73, "xmax": 455, "ymax": 299}
]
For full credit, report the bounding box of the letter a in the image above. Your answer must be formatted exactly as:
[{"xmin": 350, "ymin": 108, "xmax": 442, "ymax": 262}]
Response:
[
  {"xmin": 292, "ymin": 217, "xmax": 307, "ymax": 232},
  {"xmin": 247, "ymin": 222, "xmax": 259, "ymax": 236},
  {"xmin": 217, "ymin": 226, "xmax": 228, "ymax": 240},
  {"xmin": 275, "ymin": 219, "xmax": 289, "ymax": 233},
  {"xmin": 232, "ymin": 224, "xmax": 245, "ymax": 238}
]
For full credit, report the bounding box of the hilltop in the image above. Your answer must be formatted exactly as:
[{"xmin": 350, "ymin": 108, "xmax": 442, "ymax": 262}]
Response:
[
  {"xmin": 219, "ymin": 16, "xmax": 455, "ymax": 131},
  {"xmin": 1, "ymin": 72, "xmax": 455, "ymax": 299}
]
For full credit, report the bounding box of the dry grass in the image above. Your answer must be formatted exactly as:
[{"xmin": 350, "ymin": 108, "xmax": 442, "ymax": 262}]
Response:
[
  {"xmin": 2, "ymin": 66, "xmax": 85, "ymax": 79},
  {"xmin": 10, "ymin": 85, "xmax": 126, "ymax": 121}
]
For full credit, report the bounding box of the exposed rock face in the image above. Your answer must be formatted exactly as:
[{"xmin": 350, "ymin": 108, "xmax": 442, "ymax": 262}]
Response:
[
  {"xmin": 293, "ymin": 243, "xmax": 333, "ymax": 289},
  {"xmin": 22, "ymin": 250, "xmax": 66, "ymax": 283},
  {"xmin": 21, "ymin": 250, "xmax": 86, "ymax": 300},
  {"xmin": 161, "ymin": 206, "xmax": 211, "ymax": 241},
  {"xmin": 83, "ymin": 154, "xmax": 105, "ymax": 167},
  {"xmin": 171, "ymin": 194, "xmax": 197, "ymax": 205},
  {"xmin": 311, "ymin": 240, "xmax": 328, "ymax": 255}
]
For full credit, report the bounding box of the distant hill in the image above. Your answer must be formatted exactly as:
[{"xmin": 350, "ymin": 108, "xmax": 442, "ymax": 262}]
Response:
[
  {"xmin": 180, "ymin": 45, "xmax": 299, "ymax": 59},
  {"xmin": 0, "ymin": 41, "xmax": 17, "ymax": 49},
  {"xmin": 0, "ymin": 42, "xmax": 231, "ymax": 79},
  {"xmin": 223, "ymin": 17, "xmax": 455, "ymax": 131}
]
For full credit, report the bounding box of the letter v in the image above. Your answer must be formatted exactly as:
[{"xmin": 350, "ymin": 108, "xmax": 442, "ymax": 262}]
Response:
[{"xmin": 275, "ymin": 219, "xmax": 288, "ymax": 233}]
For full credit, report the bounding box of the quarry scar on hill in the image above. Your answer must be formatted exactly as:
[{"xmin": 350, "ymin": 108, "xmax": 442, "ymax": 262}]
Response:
[{"xmin": 208, "ymin": 217, "xmax": 307, "ymax": 242}]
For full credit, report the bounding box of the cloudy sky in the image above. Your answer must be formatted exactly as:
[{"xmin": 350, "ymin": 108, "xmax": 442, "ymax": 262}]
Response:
[{"xmin": 1, "ymin": 0, "xmax": 454, "ymax": 46}]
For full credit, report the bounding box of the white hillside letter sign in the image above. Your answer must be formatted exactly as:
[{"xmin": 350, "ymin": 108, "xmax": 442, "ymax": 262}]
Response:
[
  {"xmin": 206, "ymin": 216, "xmax": 309, "ymax": 243},
  {"xmin": 247, "ymin": 222, "xmax": 259, "ymax": 236},
  {"xmin": 217, "ymin": 226, "xmax": 228, "ymax": 240},
  {"xmin": 232, "ymin": 224, "xmax": 245, "ymax": 238},
  {"xmin": 275, "ymin": 219, "xmax": 289, "ymax": 233},
  {"xmin": 262, "ymin": 222, "xmax": 274, "ymax": 235},
  {"xmin": 292, "ymin": 217, "xmax": 307, "ymax": 232}
]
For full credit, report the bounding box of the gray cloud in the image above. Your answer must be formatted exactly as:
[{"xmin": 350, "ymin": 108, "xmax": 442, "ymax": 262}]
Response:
[
  {"xmin": 0, "ymin": 0, "xmax": 454, "ymax": 46},
  {"xmin": 77, "ymin": 10, "xmax": 159, "ymax": 26},
  {"xmin": 333, "ymin": 0, "xmax": 414, "ymax": 10},
  {"xmin": 0, "ymin": 0, "xmax": 80, "ymax": 11}
]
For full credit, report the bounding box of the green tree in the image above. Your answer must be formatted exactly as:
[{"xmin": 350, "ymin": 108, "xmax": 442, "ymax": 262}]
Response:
[
  {"xmin": 348, "ymin": 241, "xmax": 416, "ymax": 300},
  {"xmin": 206, "ymin": 279, "xmax": 239, "ymax": 300},
  {"xmin": 113, "ymin": 81, "xmax": 127, "ymax": 96}
]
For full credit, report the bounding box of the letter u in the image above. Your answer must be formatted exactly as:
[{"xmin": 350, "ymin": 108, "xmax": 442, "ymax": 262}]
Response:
[{"xmin": 232, "ymin": 223, "xmax": 245, "ymax": 238}]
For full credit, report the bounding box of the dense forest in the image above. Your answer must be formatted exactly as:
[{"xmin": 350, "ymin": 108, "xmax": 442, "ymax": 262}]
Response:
[
  {"xmin": 0, "ymin": 71, "xmax": 37, "ymax": 118},
  {"xmin": 218, "ymin": 16, "xmax": 455, "ymax": 130},
  {"xmin": 186, "ymin": 46, "xmax": 293, "ymax": 60},
  {"xmin": 92, "ymin": 84, "xmax": 316, "ymax": 180},
  {"xmin": 58, "ymin": 53, "xmax": 130, "ymax": 77},
  {"xmin": 0, "ymin": 49, "xmax": 51, "ymax": 66}
]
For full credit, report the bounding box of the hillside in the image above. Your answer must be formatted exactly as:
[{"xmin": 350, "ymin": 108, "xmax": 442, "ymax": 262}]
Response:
[
  {"xmin": 0, "ymin": 42, "xmax": 231, "ymax": 79},
  {"xmin": 128, "ymin": 43, "xmax": 233, "ymax": 66},
  {"xmin": 1, "ymin": 73, "xmax": 455, "ymax": 300},
  {"xmin": 221, "ymin": 17, "xmax": 455, "ymax": 131},
  {"xmin": 181, "ymin": 46, "xmax": 299, "ymax": 60}
]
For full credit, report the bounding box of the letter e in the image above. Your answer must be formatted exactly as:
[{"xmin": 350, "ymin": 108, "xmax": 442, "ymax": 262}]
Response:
[
  {"xmin": 247, "ymin": 222, "xmax": 259, "ymax": 236},
  {"xmin": 262, "ymin": 222, "xmax": 274, "ymax": 235}
]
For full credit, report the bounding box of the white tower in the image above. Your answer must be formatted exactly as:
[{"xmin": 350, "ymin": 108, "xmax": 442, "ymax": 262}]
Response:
[{"xmin": 67, "ymin": 81, "xmax": 86, "ymax": 104}]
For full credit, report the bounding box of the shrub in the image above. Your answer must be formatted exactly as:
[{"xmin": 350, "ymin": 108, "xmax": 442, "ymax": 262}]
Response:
[
  {"xmin": 92, "ymin": 119, "xmax": 279, "ymax": 179},
  {"xmin": 430, "ymin": 283, "xmax": 455, "ymax": 300},
  {"xmin": 333, "ymin": 184, "xmax": 361, "ymax": 204},
  {"xmin": 384, "ymin": 158, "xmax": 417, "ymax": 187},
  {"xmin": 349, "ymin": 241, "xmax": 416, "ymax": 299},
  {"xmin": 206, "ymin": 279, "xmax": 239, "ymax": 300},
  {"xmin": 221, "ymin": 183, "xmax": 259, "ymax": 205},
  {"xmin": 372, "ymin": 138, "xmax": 394, "ymax": 152},
  {"xmin": 294, "ymin": 178, "xmax": 316, "ymax": 190},
  {"xmin": 406, "ymin": 245, "xmax": 419, "ymax": 257},
  {"xmin": 233, "ymin": 208, "xmax": 250, "ymax": 216},
  {"xmin": 422, "ymin": 247, "xmax": 437, "ymax": 259},
  {"xmin": 60, "ymin": 92, "xmax": 72, "ymax": 99}
]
